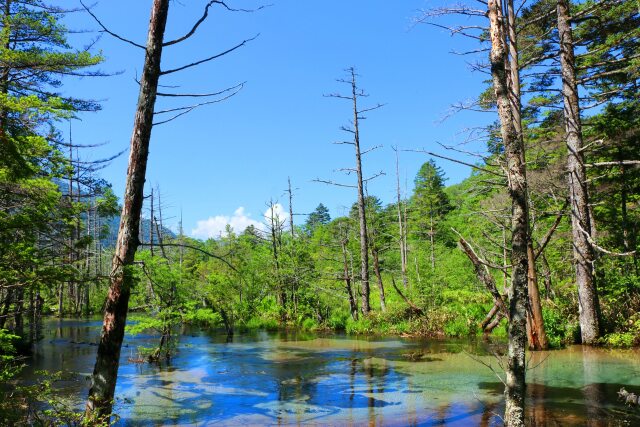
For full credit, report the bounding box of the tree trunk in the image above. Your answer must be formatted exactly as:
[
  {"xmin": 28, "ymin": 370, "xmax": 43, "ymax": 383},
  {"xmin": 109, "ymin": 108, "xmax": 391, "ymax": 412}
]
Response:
[
  {"xmin": 395, "ymin": 149, "xmax": 409, "ymax": 289},
  {"xmin": 85, "ymin": 0, "xmax": 168, "ymax": 419},
  {"xmin": 429, "ymin": 209, "xmax": 435, "ymax": 271},
  {"xmin": 488, "ymin": 0, "xmax": 529, "ymax": 424},
  {"xmin": 557, "ymin": 0, "xmax": 601, "ymax": 344},
  {"xmin": 371, "ymin": 245, "xmax": 386, "ymax": 312},
  {"xmin": 527, "ymin": 244, "xmax": 548, "ymax": 349},
  {"xmin": 504, "ymin": 0, "xmax": 547, "ymax": 351},
  {"xmin": 341, "ymin": 239, "xmax": 358, "ymax": 321},
  {"xmin": 350, "ymin": 69, "xmax": 371, "ymax": 315}
]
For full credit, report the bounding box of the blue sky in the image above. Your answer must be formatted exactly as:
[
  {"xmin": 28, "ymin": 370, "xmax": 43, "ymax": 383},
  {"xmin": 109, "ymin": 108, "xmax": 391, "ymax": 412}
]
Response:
[{"xmin": 62, "ymin": 0, "xmax": 491, "ymax": 238}]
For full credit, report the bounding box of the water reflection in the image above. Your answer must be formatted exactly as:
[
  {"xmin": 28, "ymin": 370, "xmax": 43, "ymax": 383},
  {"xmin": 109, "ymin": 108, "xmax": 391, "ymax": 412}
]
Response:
[{"xmin": 16, "ymin": 319, "xmax": 640, "ymax": 426}]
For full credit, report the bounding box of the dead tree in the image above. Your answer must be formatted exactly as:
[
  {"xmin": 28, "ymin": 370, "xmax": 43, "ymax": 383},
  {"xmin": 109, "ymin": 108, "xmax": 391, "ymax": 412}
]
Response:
[
  {"xmin": 83, "ymin": 0, "xmax": 252, "ymax": 419},
  {"xmin": 393, "ymin": 147, "xmax": 409, "ymax": 289},
  {"xmin": 266, "ymin": 200, "xmax": 287, "ymax": 321},
  {"xmin": 317, "ymin": 67, "xmax": 384, "ymax": 315},
  {"xmin": 502, "ymin": 0, "xmax": 548, "ymax": 351},
  {"xmin": 488, "ymin": 0, "xmax": 529, "ymax": 424}
]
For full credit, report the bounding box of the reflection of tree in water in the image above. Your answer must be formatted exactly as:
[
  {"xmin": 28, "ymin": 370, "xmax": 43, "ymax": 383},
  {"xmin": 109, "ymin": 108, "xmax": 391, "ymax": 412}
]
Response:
[
  {"xmin": 582, "ymin": 346, "xmax": 607, "ymax": 423},
  {"xmin": 478, "ymin": 379, "xmax": 640, "ymax": 425}
]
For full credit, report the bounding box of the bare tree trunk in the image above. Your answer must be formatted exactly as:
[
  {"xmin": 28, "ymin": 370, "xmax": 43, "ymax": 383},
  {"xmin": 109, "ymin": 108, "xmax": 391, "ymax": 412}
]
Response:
[
  {"xmin": 287, "ymin": 177, "xmax": 295, "ymax": 238},
  {"xmin": 488, "ymin": 0, "xmax": 529, "ymax": 424},
  {"xmin": 341, "ymin": 239, "xmax": 358, "ymax": 320},
  {"xmin": 349, "ymin": 69, "xmax": 371, "ymax": 315},
  {"xmin": 429, "ymin": 209, "xmax": 435, "ymax": 271},
  {"xmin": 504, "ymin": 0, "xmax": 547, "ymax": 351},
  {"xmin": 149, "ymin": 187, "xmax": 154, "ymax": 257},
  {"xmin": 86, "ymin": 0, "xmax": 168, "ymax": 419},
  {"xmin": 370, "ymin": 245, "xmax": 386, "ymax": 312},
  {"xmin": 269, "ymin": 202, "xmax": 286, "ymax": 322},
  {"xmin": 557, "ymin": 0, "xmax": 600, "ymax": 344},
  {"xmin": 394, "ymin": 148, "xmax": 409, "ymax": 289}
]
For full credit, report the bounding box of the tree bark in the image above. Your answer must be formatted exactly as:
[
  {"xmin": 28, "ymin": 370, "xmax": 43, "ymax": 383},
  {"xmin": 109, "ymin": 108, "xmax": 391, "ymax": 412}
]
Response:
[
  {"xmin": 504, "ymin": 0, "xmax": 547, "ymax": 351},
  {"xmin": 394, "ymin": 148, "xmax": 409, "ymax": 289},
  {"xmin": 488, "ymin": 0, "xmax": 529, "ymax": 424},
  {"xmin": 527, "ymin": 244, "xmax": 548, "ymax": 349},
  {"xmin": 557, "ymin": 0, "xmax": 601, "ymax": 344},
  {"xmin": 85, "ymin": 0, "xmax": 168, "ymax": 419},
  {"xmin": 341, "ymin": 238, "xmax": 358, "ymax": 321},
  {"xmin": 371, "ymin": 245, "xmax": 386, "ymax": 312},
  {"xmin": 349, "ymin": 69, "xmax": 370, "ymax": 314}
]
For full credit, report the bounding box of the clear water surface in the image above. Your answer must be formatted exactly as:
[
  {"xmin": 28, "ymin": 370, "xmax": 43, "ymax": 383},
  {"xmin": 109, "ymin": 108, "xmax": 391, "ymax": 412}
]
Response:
[{"xmin": 18, "ymin": 318, "xmax": 640, "ymax": 426}]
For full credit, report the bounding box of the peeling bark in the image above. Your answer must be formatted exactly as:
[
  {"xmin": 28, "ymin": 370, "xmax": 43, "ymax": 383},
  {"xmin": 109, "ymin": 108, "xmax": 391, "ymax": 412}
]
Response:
[{"xmin": 488, "ymin": 0, "xmax": 529, "ymax": 424}]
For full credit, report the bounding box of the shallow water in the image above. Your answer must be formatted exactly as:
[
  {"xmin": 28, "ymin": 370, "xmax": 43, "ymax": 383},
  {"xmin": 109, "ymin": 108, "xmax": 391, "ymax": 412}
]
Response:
[{"xmin": 19, "ymin": 318, "xmax": 640, "ymax": 426}]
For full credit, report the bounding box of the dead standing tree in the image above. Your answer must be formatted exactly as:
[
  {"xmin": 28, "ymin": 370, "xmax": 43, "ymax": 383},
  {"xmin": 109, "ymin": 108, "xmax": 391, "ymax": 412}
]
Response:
[
  {"xmin": 488, "ymin": 0, "xmax": 530, "ymax": 424},
  {"xmin": 316, "ymin": 67, "xmax": 384, "ymax": 315},
  {"xmin": 82, "ymin": 0, "xmax": 254, "ymax": 420}
]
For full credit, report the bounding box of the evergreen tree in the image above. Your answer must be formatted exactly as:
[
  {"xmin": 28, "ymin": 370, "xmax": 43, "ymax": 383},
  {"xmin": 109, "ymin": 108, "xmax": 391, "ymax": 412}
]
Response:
[
  {"xmin": 305, "ymin": 203, "xmax": 331, "ymax": 234},
  {"xmin": 0, "ymin": 0, "xmax": 102, "ymax": 336},
  {"xmin": 410, "ymin": 160, "xmax": 452, "ymax": 269}
]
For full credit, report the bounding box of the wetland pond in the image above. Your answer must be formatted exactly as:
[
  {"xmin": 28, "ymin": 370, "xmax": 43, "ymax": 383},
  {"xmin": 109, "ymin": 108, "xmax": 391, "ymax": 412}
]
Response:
[{"xmin": 18, "ymin": 318, "xmax": 640, "ymax": 426}]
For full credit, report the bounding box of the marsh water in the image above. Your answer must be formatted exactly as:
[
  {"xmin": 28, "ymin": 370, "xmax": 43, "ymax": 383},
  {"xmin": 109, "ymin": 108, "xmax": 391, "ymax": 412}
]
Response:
[{"xmin": 18, "ymin": 318, "xmax": 640, "ymax": 426}]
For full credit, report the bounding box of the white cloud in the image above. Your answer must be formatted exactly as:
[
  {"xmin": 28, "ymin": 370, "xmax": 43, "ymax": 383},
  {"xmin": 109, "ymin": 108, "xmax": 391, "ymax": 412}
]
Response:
[
  {"xmin": 192, "ymin": 204, "xmax": 291, "ymax": 240},
  {"xmin": 262, "ymin": 203, "xmax": 289, "ymax": 224},
  {"xmin": 191, "ymin": 207, "xmax": 261, "ymax": 239}
]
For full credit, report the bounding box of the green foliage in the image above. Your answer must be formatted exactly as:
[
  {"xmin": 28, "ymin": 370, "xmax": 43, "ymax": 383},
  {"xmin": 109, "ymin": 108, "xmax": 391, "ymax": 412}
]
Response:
[
  {"xmin": 0, "ymin": 329, "xmax": 20, "ymax": 382},
  {"xmin": 305, "ymin": 203, "xmax": 331, "ymax": 234}
]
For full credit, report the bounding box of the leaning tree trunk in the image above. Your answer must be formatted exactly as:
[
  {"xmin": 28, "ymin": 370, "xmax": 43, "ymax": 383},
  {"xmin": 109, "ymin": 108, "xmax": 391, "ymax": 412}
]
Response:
[
  {"xmin": 557, "ymin": 0, "xmax": 600, "ymax": 344},
  {"xmin": 488, "ymin": 0, "xmax": 529, "ymax": 425},
  {"xmin": 85, "ymin": 0, "xmax": 168, "ymax": 420}
]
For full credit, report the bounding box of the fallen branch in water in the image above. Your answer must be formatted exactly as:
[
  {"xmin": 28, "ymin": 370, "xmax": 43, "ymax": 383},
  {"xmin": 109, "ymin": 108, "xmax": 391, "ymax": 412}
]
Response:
[{"xmin": 618, "ymin": 387, "xmax": 640, "ymax": 406}]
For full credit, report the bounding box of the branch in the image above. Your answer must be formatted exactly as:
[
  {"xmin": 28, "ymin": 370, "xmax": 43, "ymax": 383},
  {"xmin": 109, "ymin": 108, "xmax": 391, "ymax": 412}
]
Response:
[
  {"xmin": 534, "ymin": 199, "xmax": 569, "ymax": 261},
  {"xmin": 160, "ymin": 34, "xmax": 259, "ymax": 75},
  {"xmin": 363, "ymin": 171, "xmax": 385, "ymax": 182},
  {"xmin": 163, "ymin": 1, "xmax": 268, "ymax": 47},
  {"xmin": 157, "ymin": 82, "xmax": 244, "ymax": 97},
  {"xmin": 79, "ymin": 1, "xmax": 145, "ymax": 49},
  {"xmin": 153, "ymin": 85, "xmax": 243, "ymax": 125},
  {"xmin": 139, "ymin": 243, "xmax": 238, "ymax": 272},
  {"xmin": 391, "ymin": 277, "xmax": 424, "ymax": 315},
  {"xmin": 357, "ymin": 103, "xmax": 386, "ymax": 115},
  {"xmin": 405, "ymin": 148, "xmax": 504, "ymax": 177},
  {"xmin": 574, "ymin": 221, "xmax": 636, "ymax": 257},
  {"xmin": 312, "ymin": 178, "xmax": 356, "ymax": 188},
  {"xmin": 453, "ymin": 228, "xmax": 508, "ymax": 318},
  {"xmin": 586, "ymin": 160, "xmax": 640, "ymax": 167}
]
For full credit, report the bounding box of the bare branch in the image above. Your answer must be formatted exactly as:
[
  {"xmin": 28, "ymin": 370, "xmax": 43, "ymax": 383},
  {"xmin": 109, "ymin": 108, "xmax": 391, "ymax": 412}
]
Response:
[
  {"xmin": 361, "ymin": 144, "xmax": 382, "ymax": 155},
  {"xmin": 157, "ymin": 82, "xmax": 244, "ymax": 97},
  {"xmin": 313, "ymin": 178, "xmax": 357, "ymax": 188},
  {"xmin": 153, "ymin": 85, "xmax": 243, "ymax": 125},
  {"xmin": 79, "ymin": 1, "xmax": 145, "ymax": 49},
  {"xmin": 586, "ymin": 160, "xmax": 640, "ymax": 167},
  {"xmin": 160, "ymin": 34, "xmax": 259, "ymax": 75},
  {"xmin": 363, "ymin": 171, "xmax": 385, "ymax": 182},
  {"xmin": 405, "ymin": 148, "xmax": 504, "ymax": 177}
]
